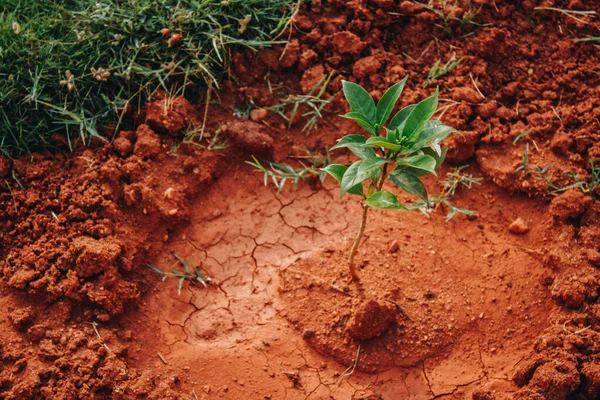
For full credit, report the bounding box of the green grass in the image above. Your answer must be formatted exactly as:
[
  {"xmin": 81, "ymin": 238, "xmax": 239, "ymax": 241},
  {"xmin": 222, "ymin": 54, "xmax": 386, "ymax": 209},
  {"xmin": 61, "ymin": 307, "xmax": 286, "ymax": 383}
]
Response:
[{"xmin": 0, "ymin": 0, "xmax": 299, "ymax": 156}]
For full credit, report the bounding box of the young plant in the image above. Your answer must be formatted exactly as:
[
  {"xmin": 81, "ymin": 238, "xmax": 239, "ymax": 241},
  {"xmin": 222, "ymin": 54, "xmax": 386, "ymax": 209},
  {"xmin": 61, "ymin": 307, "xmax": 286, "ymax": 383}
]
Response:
[
  {"xmin": 423, "ymin": 54, "xmax": 463, "ymax": 87},
  {"xmin": 247, "ymin": 148, "xmax": 331, "ymax": 192},
  {"xmin": 148, "ymin": 253, "xmax": 210, "ymax": 295},
  {"xmin": 323, "ymin": 76, "xmax": 455, "ymax": 280}
]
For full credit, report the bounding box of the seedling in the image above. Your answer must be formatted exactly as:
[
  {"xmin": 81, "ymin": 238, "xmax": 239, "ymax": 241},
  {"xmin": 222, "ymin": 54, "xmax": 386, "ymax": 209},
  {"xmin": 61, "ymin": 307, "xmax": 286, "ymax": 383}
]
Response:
[
  {"xmin": 148, "ymin": 253, "xmax": 210, "ymax": 295},
  {"xmin": 516, "ymin": 143, "xmax": 529, "ymax": 175},
  {"xmin": 413, "ymin": 0, "xmax": 490, "ymax": 36},
  {"xmin": 323, "ymin": 76, "xmax": 455, "ymax": 280},
  {"xmin": 404, "ymin": 165, "xmax": 480, "ymax": 220},
  {"xmin": 423, "ymin": 54, "xmax": 463, "ymax": 87},
  {"xmin": 559, "ymin": 159, "xmax": 600, "ymax": 196},
  {"xmin": 267, "ymin": 74, "xmax": 335, "ymax": 133},
  {"xmin": 247, "ymin": 148, "xmax": 331, "ymax": 192}
]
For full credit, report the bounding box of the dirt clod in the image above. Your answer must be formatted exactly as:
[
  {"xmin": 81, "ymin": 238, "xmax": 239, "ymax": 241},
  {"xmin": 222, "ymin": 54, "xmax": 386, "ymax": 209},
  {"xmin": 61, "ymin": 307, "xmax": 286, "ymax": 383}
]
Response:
[
  {"xmin": 549, "ymin": 189, "xmax": 592, "ymax": 221},
  {"xmin": 145, "ymin": 95, "xmax": 198, "ymax": 136},
  {"xmin": 224, "ymin": 118, "xmax": 274, "ymax": 154},
  {"xmin": 346, "ymin": 300, "xmax": 395, "ymax": 341},
  {"xmin": 113, "ymin": 136, "xmax": 133, "ymax": 157},
  {"xmin": 134, "ymin": 124, "xmax": 162, "ymax": 158}
]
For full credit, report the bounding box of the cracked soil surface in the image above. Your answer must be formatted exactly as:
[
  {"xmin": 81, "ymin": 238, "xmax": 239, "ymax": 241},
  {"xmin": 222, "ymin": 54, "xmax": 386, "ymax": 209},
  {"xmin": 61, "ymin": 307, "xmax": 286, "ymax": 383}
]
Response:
[{"xmin": 2, "ymin": 0, "xmax": 600, "ymax": 399}]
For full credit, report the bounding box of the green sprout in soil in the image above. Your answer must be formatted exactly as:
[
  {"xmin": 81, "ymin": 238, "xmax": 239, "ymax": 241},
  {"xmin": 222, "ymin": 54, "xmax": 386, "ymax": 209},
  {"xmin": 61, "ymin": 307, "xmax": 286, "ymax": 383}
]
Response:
[
  {"xmin": 413, "ymin": 0, "xmax": 490, "ymax": 36},
  {"xmin": 148, "ymin": 253, "xmax": 210, "ymax": 295},
  {"xmin": 423, "ymin": 54, "xmax": 463, "ymax": 87},
  {"xmin": 267, "ymin": 74, "xmax": 335, "ymax": 133},
  {"xmin": 410, "ymin": 165, "xmax": 481, "ymax": 221},
  {"xmin": 558, "ymin": 159, "xmax": 600, "ymax": 196},
  {"xmin": 247, "ymin": 147, "xmax": 331, "ymax": 192},
  {"xmin": 323, "ymin": 76, "xmax": 456, "ymax": 280},
  {"xmin": 516, "ymin": 142, "xmax": 530, "ymax": 175}
]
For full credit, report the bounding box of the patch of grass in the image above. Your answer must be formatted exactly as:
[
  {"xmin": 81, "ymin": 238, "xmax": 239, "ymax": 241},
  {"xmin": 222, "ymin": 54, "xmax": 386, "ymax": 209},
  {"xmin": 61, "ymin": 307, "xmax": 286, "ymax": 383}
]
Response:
[{"xmin": 1, "ymin": 0, "xmax": 299, "ymax": 156}]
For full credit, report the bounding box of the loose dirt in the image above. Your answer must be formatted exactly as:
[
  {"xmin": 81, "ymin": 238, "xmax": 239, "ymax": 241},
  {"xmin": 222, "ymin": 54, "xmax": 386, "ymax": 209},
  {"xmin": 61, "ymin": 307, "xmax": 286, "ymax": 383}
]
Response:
[{"xmin": 2, "ymin": 0, "xmax": 600, "ymax": 399}]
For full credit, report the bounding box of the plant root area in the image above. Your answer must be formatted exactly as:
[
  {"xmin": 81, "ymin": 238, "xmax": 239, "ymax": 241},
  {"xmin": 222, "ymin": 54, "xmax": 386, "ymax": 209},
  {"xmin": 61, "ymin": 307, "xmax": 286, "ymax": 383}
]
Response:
[{"xmin": 2, "ymin": 1, "xmax": 600, "ymax": 399}]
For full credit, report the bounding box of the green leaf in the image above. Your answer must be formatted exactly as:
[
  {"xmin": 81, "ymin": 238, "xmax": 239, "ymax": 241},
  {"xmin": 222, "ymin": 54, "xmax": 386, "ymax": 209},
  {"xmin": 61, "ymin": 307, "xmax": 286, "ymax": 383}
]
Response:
[
  {"xmin": 402, "ymin": 120, "xmax": 455, "ymax": 154},
  {"xmin": 331, "ymin": 134, "xmax": 367, "ymax": 151},
  {"xmin": 376, "ymin": 75, "xmax": 408, "ymax": 128},
  {"xmin": 342, "ymin": 80, "xmax": 376, "ymax": 124},
  {"xmin": 388, "ymin": 168, "xmax": 428, "ymax": 202},
  {"xmin": 416, "ymin": 120, "xmax": 455, "ymax": 145},
  {"xmin": 323, "ymin": 164, "xmax": 364, "ymax": 197},
  {"xmin": 422, "ymin": 146, "xmax": 447, "ymax": 169},
  {"xmin": 355, "ymin": 157, "xmax": 389, "ymax": 185},
  {"xmin": 402, "ymin": 88, "xmax": 439, "ymax": 140},
  {"xmin": 388, "ymin": 104, "xmax": 417, "ymax": 131},
  {"xmin": 331, "ymin": 134, "xmax": 377, "ymax": 160},
  {"xmin": 395, "ymin": 154, "xmax": 437, "ymax": 176},
  {"xmin": 365, "ymin": 191, "xmax": 407, "ymax": 210},
  {"xmin": 341, "ymin": 112, "xmax": 376, "ymax": 131},
  {"xmin": 340, "ymin": 161, "xmax": 362, "ymax": 196},
  {"xmin": 322, "ymin": 164, "xmax": 347, "ymax": 183},
  {"xmin": 364, "ymin": 136, "xmax": 402, "ymax": 151}
]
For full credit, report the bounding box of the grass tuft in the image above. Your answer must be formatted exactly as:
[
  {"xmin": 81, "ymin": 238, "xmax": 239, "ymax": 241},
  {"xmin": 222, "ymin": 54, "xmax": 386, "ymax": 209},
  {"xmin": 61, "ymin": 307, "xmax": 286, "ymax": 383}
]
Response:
[{"xmin": 0, "ymin": 0, "xmax": 299, "ymax": 156}]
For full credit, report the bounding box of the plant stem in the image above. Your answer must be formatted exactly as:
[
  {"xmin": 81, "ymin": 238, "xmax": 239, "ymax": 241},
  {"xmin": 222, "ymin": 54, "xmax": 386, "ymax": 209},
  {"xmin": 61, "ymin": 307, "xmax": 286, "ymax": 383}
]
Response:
[
  {"xmin": 348, "ymin": 203, "xmax": 369, "ymax": 281},
  {"xmin": 347, "ymin": 164, "xmax": 389, "ymax": 281}
]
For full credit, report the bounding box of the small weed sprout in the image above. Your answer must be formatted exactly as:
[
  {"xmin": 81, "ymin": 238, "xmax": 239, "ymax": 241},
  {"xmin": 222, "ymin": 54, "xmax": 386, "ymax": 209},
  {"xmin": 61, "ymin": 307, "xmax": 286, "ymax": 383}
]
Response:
[
  {"xmin": 247, "ymin": 148, "xmax": 331, "ymax": 192},
  {"xmin": 431, "ymin": 166, "xmax": 481, "ymax": 220},
  {"xmin": 267, "ymin": 74, "xmax": 335, "ymax": 133},
  {"xmin": 323, "ymin": 76, "xmax": 456, "ymax": 280},
  {"xmin": 148, "ymin": 253, "xmax": 210, "ymax": 295},
  {"xmin": 559, "ymin": 159, "xmax": 600, "ymax": 195},
  {"xmin": 413, "ymin": 0, "xmax": 490, "ymax": 36},
  {"xmin": 423, "ymin": 54, "xmax": 464, "ymax": 87},
  {"xmin": 516, "ymin": 143, "xmax": 530, "ymax": 175}
]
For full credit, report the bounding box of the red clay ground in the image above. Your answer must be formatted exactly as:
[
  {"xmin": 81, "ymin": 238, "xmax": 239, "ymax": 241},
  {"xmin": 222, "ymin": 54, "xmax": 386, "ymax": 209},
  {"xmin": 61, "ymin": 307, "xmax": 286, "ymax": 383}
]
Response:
[{"xmin": 2, "ymin": 0, "xmax": 600, "ymax": 399}]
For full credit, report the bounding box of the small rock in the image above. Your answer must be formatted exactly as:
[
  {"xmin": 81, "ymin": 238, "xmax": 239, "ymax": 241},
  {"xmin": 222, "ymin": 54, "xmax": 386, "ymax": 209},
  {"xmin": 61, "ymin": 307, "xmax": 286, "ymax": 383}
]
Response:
[
  {"xmin": 388, "ymin": 240, "xmax": 399, "ymax": 253},
  {"xmin": 250, "ymin": 108, "xmax": 268, "ymax": 122},
  {"xmin": 509, "ymin": 218, "xmax": 529, "ymax": 234}
]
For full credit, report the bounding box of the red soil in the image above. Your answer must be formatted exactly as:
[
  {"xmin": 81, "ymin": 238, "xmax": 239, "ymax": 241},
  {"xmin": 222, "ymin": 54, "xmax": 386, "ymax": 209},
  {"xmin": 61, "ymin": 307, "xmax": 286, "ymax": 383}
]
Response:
[{"xmin": 2, "ymin": 0, "xmax": 600, "ymax": 399}]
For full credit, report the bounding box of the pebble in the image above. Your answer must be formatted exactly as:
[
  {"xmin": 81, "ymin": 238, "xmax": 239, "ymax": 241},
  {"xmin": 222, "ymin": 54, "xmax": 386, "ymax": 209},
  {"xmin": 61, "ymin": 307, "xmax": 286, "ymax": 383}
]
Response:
[
  {"xmin": 508, "ymin": 217, "xmax": 529, "ymax": 234},
  {"xmin": 250, "ymin": 108, "xmax": 268, "ymax": 122}
]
